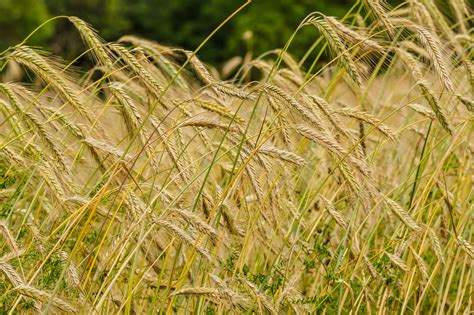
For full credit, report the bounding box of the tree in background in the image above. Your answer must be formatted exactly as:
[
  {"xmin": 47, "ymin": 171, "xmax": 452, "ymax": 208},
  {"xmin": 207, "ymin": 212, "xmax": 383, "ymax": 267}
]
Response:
[
  {"xmin": 0, "ymin": 0, "xmax": 354, "ymax": 65},
  {"xmin": 0, "ymin": 0, "xmax": 52, "ymax": 47}
]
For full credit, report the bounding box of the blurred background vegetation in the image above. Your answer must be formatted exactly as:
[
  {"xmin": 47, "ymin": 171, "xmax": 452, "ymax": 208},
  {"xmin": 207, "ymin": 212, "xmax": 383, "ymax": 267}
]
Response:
[{"xmin": 0, "ymin": 0, "xmax": 358, "ymax": 66}]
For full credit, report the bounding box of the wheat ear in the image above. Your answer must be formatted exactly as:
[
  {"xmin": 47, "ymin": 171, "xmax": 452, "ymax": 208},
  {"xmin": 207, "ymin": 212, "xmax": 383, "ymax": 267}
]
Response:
[{"xmin": 14, "ymin": 284, "xmax": 77, "ymax": 313}]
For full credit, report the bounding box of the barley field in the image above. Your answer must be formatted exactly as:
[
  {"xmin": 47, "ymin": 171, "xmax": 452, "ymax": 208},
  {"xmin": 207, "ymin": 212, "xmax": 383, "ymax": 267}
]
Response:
[{"xmin": 0, "ymin": 0, "xmax": 473, "ymax": 313}]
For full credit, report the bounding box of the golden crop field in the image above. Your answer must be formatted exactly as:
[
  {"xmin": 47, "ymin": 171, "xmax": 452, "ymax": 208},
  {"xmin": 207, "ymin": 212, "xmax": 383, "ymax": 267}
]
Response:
[{"xmin": 0, "ymin": 1, "xmax": 472, "ymax": 313}]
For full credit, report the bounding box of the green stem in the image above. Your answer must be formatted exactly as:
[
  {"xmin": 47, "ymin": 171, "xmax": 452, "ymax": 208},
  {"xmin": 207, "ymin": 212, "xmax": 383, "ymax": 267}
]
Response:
[{"xmin": 408, "ymin": 120, "xmax": 432, "ymax": 209}]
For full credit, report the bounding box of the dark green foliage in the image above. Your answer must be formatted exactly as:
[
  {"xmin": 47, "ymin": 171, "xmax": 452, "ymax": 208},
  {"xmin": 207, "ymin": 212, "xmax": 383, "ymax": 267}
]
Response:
[
  {"xmin": 0, "ymin": 0, "xmax": 52, "ymax": 48},
  {"xmin": 0, "ymin": 0, "xmax": 354, "ymax": 65},
  {"xmin": 0, "ymin": 159, "xmax": 27, "ymax": 217}
]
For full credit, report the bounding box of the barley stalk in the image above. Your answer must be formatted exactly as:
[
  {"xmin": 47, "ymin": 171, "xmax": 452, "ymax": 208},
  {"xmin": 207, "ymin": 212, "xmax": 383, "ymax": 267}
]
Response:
[
  {"xmin": 14, "ymin": 284, "xmax": 77, "ymax": 313},
  {"xmin": 385, "ymin": 198, "xmax": 421, "ymax": 232},
  {"xmin": 0, "ymin": 221, "xmax": 20, "ymax": 253},
  {"xmin": 409, "ymin": 246, "xmax": 429, "ymax": 281},
  {"xmin": 8, "ymin": 46, "xmax": 89, "ymax": 117}
]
